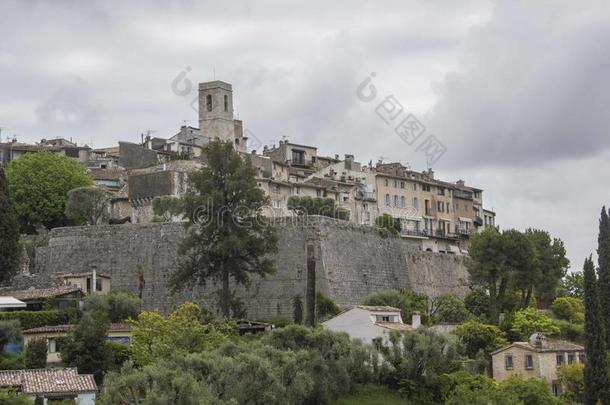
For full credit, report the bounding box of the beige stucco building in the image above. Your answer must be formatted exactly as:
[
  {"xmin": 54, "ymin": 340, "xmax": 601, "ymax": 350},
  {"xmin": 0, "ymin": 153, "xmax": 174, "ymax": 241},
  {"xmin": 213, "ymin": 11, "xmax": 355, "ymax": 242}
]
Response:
[{"xmin": 491, "ymin": 333, "xmax": 585, "ymax": 397}]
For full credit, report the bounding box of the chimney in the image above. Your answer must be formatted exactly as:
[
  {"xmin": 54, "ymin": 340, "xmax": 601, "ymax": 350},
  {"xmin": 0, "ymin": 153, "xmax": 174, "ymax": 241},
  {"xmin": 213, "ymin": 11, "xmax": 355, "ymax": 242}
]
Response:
[
  {"xmin": 411, "ymin": 311, "xmax": 421, "ymax": 329},
  {"xmin": 456, "ymin": 179, "xmax": 465, "ymax": 186}
]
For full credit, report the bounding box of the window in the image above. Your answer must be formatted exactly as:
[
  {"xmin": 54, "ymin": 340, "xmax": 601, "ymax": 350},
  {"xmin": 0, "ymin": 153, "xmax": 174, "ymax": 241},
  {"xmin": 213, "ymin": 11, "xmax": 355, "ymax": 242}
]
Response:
[
  {"xmin": 295, "ymin": 186, "xmax": 301, "ymax": 195},
  {"xmin": 579, "ymin": 352, "xmax": 586, "ymax": 363},
  {"xmin": 422, "ymin": 184, "xmax": 431, "ymax": 192},
  {"xmin": 568, "ymin": 353, "xmax": 575, "ymax": 365},
  {"xmin": 556, "ymin": 353, "xmax": 565, "ymax": 366},
  {"xmin": 552, "ymin": 381, "xmax": 562, "ymax": 397},
  {"xmin": 271, "ymin": 185, "xmax": 279, "ymax": 193},
  {"xmin": 385, "ymin": 179, "xmax": 389, "ymax": 187},
  {"xmin": 393, "ymin": 195, "xmax": 398, "ymax": 207},
  {"xmin": 96, "ymin": 280, "xmax": 102, "ymax": 291},
  {"xmin": 412, "ymin": 183, "xmax": 417, "ymax": 191},
  {"xmin": 385, "ymin": 194, "xmax": 390, "ymax": 207},
  {"xmin": 292, "ymin": 150, "xmax": 305, "ymax": 165},
  {"xmin": 505, "ymin": 355, "xmax": 513, "ymax": 370},
  {"xmin": 425, "ymin": 200, "xmax": 431, "ymax": 216},
  {"xmin": 394, "ymin": 180, "xmax": 398, "ymax": 188},
  {"xmin": 413, "ymin": 197, "xmax": 419, "ymax": 210},
  {"xmin": 206, "ymin": 94, "xmax": 213, "ymax": 111},
  {"xmin": 224, "ymin": 95, "xmax": 229, "ymax": 112},
  {"xmin": 437, "ymin": 201, "xmax": 444, "ymax": 213},
  {"xmin": 316, "ymin": 189, "xmax": 322, "ymax": 197},
  {"xmin": 525, "ymin": 354, "xmax": 533, "ymax": 369},
  {"xmin": 400, "ymin": 196, "xmax": 405, "ymax": 208},
  {"xmin": 48, "ymin": 339, "xmax": 56, "ymax": 353},
  {"xmin": 400, "ymin": 181, "xmax": 405, "ymax": 189},
  {"xmin": 438, "ymin": 187, "xmax": 445, "ymax": 196}
]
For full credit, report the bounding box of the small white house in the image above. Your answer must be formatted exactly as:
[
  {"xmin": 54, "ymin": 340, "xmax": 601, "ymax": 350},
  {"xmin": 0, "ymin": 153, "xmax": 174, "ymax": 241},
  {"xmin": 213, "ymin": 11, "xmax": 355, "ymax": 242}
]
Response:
[{"xmin": 322, "ymin": 305, "xmax": 420, "ymax": 345}]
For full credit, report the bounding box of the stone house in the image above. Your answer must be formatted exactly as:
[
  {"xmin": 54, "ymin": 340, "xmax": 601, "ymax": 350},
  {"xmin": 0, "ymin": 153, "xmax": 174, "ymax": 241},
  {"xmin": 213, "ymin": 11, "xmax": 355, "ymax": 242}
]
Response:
[
  {"xmin": 0, "ymin": 368, "xmax": 97, "ymax": 404},
  {"xmin": 23, "ymin": 323, "xmax": 132, "ymax": 365},
  {"xmin": 491, "ymin": 333, "xmax": 585, "ymax": 396},
  {"xmin": 322, "ymin": 306, "xmax": 420, "ymax": 346},
  {"xmin": 54, "ymin": 271, "xmax": 111, "ymax": 295},
  {"xmin": 0, "ymin": 285, "xmax": 84, "ymax": 311}
]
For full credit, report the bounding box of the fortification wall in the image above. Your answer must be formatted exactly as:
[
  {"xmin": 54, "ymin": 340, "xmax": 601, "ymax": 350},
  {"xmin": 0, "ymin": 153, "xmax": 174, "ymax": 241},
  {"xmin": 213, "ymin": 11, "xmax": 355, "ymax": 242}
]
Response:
[{"xmin": 36, "ymin": 217, "xmax": 469, "ymax": 319}]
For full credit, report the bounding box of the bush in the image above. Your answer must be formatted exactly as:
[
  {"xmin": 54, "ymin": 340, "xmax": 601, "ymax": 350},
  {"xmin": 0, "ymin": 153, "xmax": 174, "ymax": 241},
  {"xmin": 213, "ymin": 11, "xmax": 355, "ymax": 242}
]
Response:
[
  {"xmin": 510, "ymin": 308, "xmax": 559, "ymax": 340},
  {"xmin": 557, "ymin": 363, "xmax": 584, "ymax": 403},
  {"xmin": 497, "ymin": 375, "xmax": 557, "ymax": 405},
  {"xmin": 152, "ymin": 196, "xmax": 182, "ymax": 222},
  {"xmin": 0, "ymin": 308, "xmax": 80, "ymax": 330},
  {"xmin": 464, "ymin": 288, "xmax": 490, "ymax": 319},
  {"xmin": 375, "ymin": 214, "xmax": 400, "ymax": 237},
  {"xmin": 0, "ymin": 353, "xmax": 24, "ymax": 370},
  {"xmin": 364, "ymin": 290, "xmax": 429, "ymax": 325},
  {"xmin": 82, "ymin": 290, "xmax": 141, "ymax": 322},
  {"xmin": 434, "ymin": 293, "xmax": 471, "ymax": 323},
  {"xmin": 316, "ymin": 292, "xmax": 340, "ymax": 321},
  {"xmin": 24, "ymin": 338, "xmax": 47, "ymax": 369},
  {"xmin": 550, "ymin": 296, "xmax": 584, "ymax": 323},
  {"xmin": 0, "ymin": 320, "xmax": 22, "ymax": 353},
  {"xmin": 107, "ymin": 342, "xmax": 131, "ymax": 372},
  {"xmin": 0, "ymin": 389, "xmax": 32, "ymax": 405},
  {"xmin": 553, "ymin": 319, "xmax": 584, "ymax": 343},
  {"xmin": 453, "ymin": 320, "xmax": 507, "ymax": 358}
]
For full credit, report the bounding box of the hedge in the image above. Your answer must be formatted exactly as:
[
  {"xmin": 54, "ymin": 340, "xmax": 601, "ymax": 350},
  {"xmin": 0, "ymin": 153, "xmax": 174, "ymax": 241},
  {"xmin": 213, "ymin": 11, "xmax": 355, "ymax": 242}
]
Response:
[{"xmin": 0, "ymin": 308, "xmax": 81, "ymax": 330}]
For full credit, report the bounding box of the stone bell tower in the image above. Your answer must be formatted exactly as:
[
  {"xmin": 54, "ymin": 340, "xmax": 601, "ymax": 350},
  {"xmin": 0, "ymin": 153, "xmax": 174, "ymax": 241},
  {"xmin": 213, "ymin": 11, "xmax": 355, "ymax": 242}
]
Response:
[{"xmin": 198, "ymin": 81, "xmax": 246, "ymax": 152}]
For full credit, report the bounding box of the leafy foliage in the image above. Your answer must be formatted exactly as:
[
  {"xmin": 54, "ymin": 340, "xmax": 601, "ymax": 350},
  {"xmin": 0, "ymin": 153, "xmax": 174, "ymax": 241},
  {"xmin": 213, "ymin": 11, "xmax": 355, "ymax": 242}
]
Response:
[
  {"xmin": 287, "ymin": 196, "xmax": 350, "ymax": 221},
  {"xmin": 152, "ymin": 195, "xmax": 182, "ymax": 222},
  {"xmin": 562, "ymin": 271, "xmax": 584, "ymax": 298},
  {"xmin": 0, "ymin": 320, "xmax": 21, "ymax": 353},
  {"xmin": 316, "ymin": 292, "xmax": 340, "ymax": 321},
  {"xmin": 6, "ymin": 152, "xmax": 92, "ymax": 229},
  {"xmin": 597, "ymin": 206, "xmax": 610, "ymax": 349},
  {"xmin": 453, "ymin": 320, "xmax": 507, "ymax": 358},
  {"xmin": 433, "ymin": 293, "xmax": 471, "ymax": 323},
  {"xmin": 363, "ymin": 290, "xmax": 428, "ymax": 325},
  {"xmin": 550, "ymin": 296, "xmax": 584, "ymax": 323},
  {"xmin": 174, "ymin": 140, "xmax": 278, "ymax": 316},
  {"xmin": 129, "ymin": 302, "xmax": 237, "ymax": 367},
  {"xmin": 497, "ymin": 376, "xmax": 557, "ymax": 405},
  {"xmin": 374, "ymin": 213, "xmax": 400, "ymax": 237},
  {"xmin": 0, "ymin": 390, "xmax": 32, "ymax": 405},
  {"xmin": 510, "ymin": 308, "xmax": 559, "ymax": 340},
  {"xmin": 60, "ymin": 312, "xmax": 111, "ymax": 383},
  {"xmin": 557, "ymin": 363, "xmax": 584, "ymax": 403},
  {"xmin": 0, "ymin": 308, "xmax": 80, "ymax": 330},
  {"xmin": 24, "ymin": 338, "xmax": 47, "ymax": 369},
  {"xmin": 82, "ymin": 290, "xmax": 141, "ymax": 323},
  {"xmin": 65, "ymin": 187, "xmax": 110, "ymax": 225},
  {"xmin": 464, "ymin": 288, "xmax": 490, "ymax": 319},
  {"xmin": 292, "ymin": 295, "xmax": 303, "ymax": 324},
  {"xmin": 0, "ymin": 167, "xmax": 20, "ymax": 283}
]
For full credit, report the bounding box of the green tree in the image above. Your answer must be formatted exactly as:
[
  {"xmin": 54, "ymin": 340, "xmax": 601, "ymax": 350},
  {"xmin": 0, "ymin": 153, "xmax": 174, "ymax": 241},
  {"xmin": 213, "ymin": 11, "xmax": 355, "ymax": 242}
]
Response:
[
  {"xmin": 562, "ymin": 271, "xmax": 584, "ymax": 298},
  {"xmin": 433, "ymin": 293, "xmax": 471, "ymax": 323},
  {"xmin": 287, "ymin": 196, "xmax": 350, "ymax": 221},
  {"xmin": 526, "ymin": 228, "xmax": 569, "ymax": 308},
  {"xmin": 0, "ymin": 167, "xmax": 20, "ymax": 283},
  {"xmin": 315, "ymin": 292, "xmax": 340, "ymax": 321},
  {"xmin": 502, "ymin": 229, "xmax": 536, "ymax": 309},
  {"xmin": 583, "ymin": 256, "xmax": 608, "ymax": 405},
  {"xmin": 129, "ymin": 302, "xmax": 236, "ymax": 366},
  {"xmin": 497, "ymin": 376, "xmax": 557, "ymax": 405},
  {"xmin": 374, "ymin": 213, "xmax": 400, "ymax": 236},
  {"xmin": 65, "ymin": 187, "xmax": 110, "ymax": 225},
  {"xmin": 152, "ymin": 195, "xmax": 182, "ymax": 222},
  {"xmin": 550, "ymin": 296, "xmax": 584, "ymax": 323},
  {"xmin": 24, "ymin": 338, "xmax": 47, "ymax": 369},
  {"xmin": 172, "ymin": 140, "xmax": 278, "ymax": 317},
  {"xmin": 464, "ymin": 288, "xmax": 490, "ymax": 319},
  {"xmin": 82, "ymin": 290, "xmax": 141, "ymax": 323},
  {"xmin": 6, "ymin": 152, "xmax": 92, "ymax": 229},
  {"xmin": 557, "ymin": 362, "xmax": 584, "ymax": 403},
  {"xmin": 0, "ymin": 320, "xmax": 22, "ymax": 353},
  {"xmin": 453, "ymin": 320, "xmax": 507, "ymax": 358},
  {"xmin": 510, "ymin": 308, "xmax": 560, "ymax": 340},
  {"xmin": 60, "ymin": 312, "xmax": 110, "ymax": 383},
  {"xmin": 597, "ymin": 206, "xmax": 610, "ymax": 349},
  {"xmin": 292, "ymin": 295, "xmax": 303, "ymax": 324},
  {"xmin": 0, "ymin": 390, "xmax": 32, "ymax": 405},
  {"xmin": 364, "ymin": 290, "xmax": 428, "ymax": 325}
]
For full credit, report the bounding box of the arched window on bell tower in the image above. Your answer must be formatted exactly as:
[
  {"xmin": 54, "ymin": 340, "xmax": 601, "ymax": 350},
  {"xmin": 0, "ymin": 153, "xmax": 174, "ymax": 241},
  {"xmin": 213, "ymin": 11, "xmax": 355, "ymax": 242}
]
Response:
[
  {"xmin": 206, "ymin": 94, "xmax": 213, "ymax": 112},
  {"xmin": 224, "ymin": 95, "xmax": 229, "ymax": 112}
]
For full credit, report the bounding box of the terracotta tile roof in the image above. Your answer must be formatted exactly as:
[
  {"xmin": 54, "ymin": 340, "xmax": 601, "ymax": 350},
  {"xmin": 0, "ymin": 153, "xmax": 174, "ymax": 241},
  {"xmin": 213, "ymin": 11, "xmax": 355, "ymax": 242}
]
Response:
[
  {"xmin": 356, "ymin": 305, "xmax": 401, "ymax": 312},
  {"xmin": 375, "ymin": 322, "xmax": 412, "ymax": 331},
  {"xmin": 54, "ymin": 271, "xmax": 111, "ymax": 279},
  {"xmin": 491, "ymin": 339, "xmax": 584, "ymax": 355},
  {"xmin": 0, "ymin": 285, "xmax": 82, "ymax": 301},
  {"xmin": 0, "ymin": 368, "xmax": 96, "ymax": 394},
  {"xmin": 24, "ymin": 323, "xmax": 131, "ymax": 334}
]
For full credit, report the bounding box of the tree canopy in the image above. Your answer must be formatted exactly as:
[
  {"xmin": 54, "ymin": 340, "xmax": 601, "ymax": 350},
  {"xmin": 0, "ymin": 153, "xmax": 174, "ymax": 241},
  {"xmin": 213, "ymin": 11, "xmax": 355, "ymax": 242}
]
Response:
[
  {"xmin": 173, "ymin": 140, "xmax": 278, "ymax": 317},
  {"xmin": 6, "ymin": 152, "xmax": 92, "ymax": 229},
  {"xmin": 65, "ymin": 187, "xmax": 110, "ymax": 225}
]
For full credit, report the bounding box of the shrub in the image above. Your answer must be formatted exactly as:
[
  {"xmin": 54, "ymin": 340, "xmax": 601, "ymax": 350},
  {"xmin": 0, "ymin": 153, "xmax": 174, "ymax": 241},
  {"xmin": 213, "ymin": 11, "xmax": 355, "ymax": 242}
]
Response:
[
  {"xmin": 0, "ymin": 353, "xmax": 24, "ymax": 370},
  {"xmin": 0, "ymin": 320, "xmax": 21, "ymax": 353},
  {"xmin": 0, "ymin": 389, "xmax": 32, "ymax": 405},
  {"xmin": 316, "ymin": 292, "xmax": 340, "ymax": 321},
  {"xmin": 375, "ymin": 214, "xmax": 400, "ymax": 236},
  {"xmin": 0, "ymin": 308, "xmax": 80, "ymax": 330},
  {"xmin": 553, "ymin": 319, "xmax": 584, "ymax": 343},
  {"xmin": 364, "ymin": 290, "xmax": 429, "ymax": 325},
  {"xmin": 464, "ymin": 288, "xmax": 490, "ymax": 319},
  {"xmin": 550, "ymin": 296, "xmax": 584, "ymax": 323},
  {"xmin": 152, "ymin": 196, "xmax": 182, "ymax": 222},
  {"xmin": 497, "ymin": 375, "xmax": 557, "ymax": 405},
  {"xmin": 453, "ymin": 320, "xmax": 507, "ymax": 358},
  {"xmin": 557, "ymin": 363, "xmax": 584, "ymax": 403},
  {"xmin": 24, "ymin": 338, "xmax": 47, "ymax": 369},
  {"xmin": 510, "ymin": 308, "xmax": 559, "ymax": 340},
  {"xmin": 434, "ymin": 293, "xmax": 471, "ymax": 323},
  {"xmin": 82, "ymin": 290, "xmax": 141, "ymax": 322},
  {"xmin": 107, "ymin": 342, "xmax": 131, "ymax": 372},
  {"xmin": 292, "ymin": 295, "xmax": 303, "ymax": 324}
]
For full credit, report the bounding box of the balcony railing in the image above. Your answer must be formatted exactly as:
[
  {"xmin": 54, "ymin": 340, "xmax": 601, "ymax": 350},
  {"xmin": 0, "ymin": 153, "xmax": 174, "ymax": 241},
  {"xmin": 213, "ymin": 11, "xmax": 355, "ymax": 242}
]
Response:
[
  {"xmin": 354, "ymin": 190, "xmax": 376, "ymax": 201},
  {"xmin": 400, "ymin": 229, "xmax": 427, "ymax": 238}
]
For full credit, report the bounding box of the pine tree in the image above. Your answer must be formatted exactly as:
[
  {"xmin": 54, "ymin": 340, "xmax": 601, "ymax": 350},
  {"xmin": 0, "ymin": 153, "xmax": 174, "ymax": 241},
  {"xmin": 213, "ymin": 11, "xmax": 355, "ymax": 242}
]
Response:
[
  {"xmin": 583, "ymin": 256, "xmax": 608, "ymax": 405},
  {"xmin": 0, "ymin": 167, "xmax": 20, "ymax": 283},
  {"xmin": 597, "ymin": 206, "xmax": 610, "ymax": 348}
]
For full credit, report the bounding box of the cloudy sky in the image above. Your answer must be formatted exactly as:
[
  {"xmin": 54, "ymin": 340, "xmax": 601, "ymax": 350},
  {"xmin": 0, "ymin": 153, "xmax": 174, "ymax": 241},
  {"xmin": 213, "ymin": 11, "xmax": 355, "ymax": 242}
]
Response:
[{"xmin": 1, "ymin": 0, "xmax": 608, "ymax": 268}]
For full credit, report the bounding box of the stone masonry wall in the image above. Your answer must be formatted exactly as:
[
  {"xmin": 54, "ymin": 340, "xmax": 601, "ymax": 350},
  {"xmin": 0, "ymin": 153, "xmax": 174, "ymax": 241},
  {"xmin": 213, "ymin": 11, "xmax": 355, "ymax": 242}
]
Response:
[{"xmin": 36, "ymin": 217, "xmax": 469, "ymax": 319}]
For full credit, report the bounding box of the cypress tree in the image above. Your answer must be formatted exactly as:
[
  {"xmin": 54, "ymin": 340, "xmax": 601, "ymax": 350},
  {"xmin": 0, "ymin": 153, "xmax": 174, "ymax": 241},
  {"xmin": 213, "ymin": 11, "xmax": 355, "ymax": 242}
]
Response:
[
  {"xmin": 583, "ymin": 256, "xmax": 609, "ymax": 405},
  {"xmin": 598, "ymin": 206, "xmax": 610, "ymax": 348},
  {"xmin": 0, "ymin": 167, "xmax": 20, "ymax": 283}
]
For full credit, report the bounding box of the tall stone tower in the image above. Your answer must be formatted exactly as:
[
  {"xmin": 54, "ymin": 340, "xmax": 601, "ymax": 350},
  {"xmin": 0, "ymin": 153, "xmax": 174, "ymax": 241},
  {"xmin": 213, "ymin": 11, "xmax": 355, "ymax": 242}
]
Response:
[{"xmin": 198, "ymin": 81, "xmax": 246, "ymax": 152}]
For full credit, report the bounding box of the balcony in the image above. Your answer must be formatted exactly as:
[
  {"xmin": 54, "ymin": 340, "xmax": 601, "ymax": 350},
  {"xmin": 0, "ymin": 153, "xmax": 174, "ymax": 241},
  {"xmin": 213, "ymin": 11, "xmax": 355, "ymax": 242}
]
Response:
[
  {"xmin": 354, "ymin": 190, "xmax": 376, "ymax": 201},
  {"xmin": 433, "ymin": 229, "xmax": 460, "ymax": 240},
  {"xmin": 453, "ymin": 190, "xmax": 474, "ymax": 200},
  {"xmin": 400, "ymin": 229, "xmax": 428, "ymax": 238}
]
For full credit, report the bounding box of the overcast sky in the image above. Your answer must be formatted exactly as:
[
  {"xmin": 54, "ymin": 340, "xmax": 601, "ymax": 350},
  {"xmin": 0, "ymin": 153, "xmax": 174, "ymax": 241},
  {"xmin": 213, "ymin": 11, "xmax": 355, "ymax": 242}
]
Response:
[{"xmin": 1, "ymin": 0, "xmax": 608, "ymax": 269}]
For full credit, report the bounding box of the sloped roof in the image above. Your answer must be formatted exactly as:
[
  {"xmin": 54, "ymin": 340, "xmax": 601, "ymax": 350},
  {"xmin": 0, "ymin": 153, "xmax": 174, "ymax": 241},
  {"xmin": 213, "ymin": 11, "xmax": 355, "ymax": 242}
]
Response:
[
  {"xmin": 375, "ymin": 322, "xmax": 412, "ymax": 331},
  {"xmin": 491, "ymin": 339, "xmax": 584, "ymax": 356},
  {"xmin": 0, "ymin": 368, "xmax": 96, "ymax": 394},
  {"xmin": 356, "ymin": 305, "xmax": 401, "ymax": 312},
  {"xmin": 0, "ymin": 285, "xmax": 82, "ymax": 301},
  {"xmin": 24, "ymin": 323, "xmax": 131, "ymax": 334}
]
